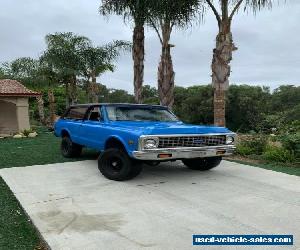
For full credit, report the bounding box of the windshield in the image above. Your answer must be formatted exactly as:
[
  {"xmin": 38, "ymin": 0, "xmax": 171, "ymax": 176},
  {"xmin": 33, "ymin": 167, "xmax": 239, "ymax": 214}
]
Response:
[{"xmin": 106, "ymin": 106, "xmax": 179, "ymax": 122}]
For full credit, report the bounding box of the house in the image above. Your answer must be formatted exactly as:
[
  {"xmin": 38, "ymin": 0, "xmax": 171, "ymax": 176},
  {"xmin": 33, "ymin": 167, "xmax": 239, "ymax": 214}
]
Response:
[{"xmin": 0, "ymin": 79, "xmax": 40, "ymax": 136}]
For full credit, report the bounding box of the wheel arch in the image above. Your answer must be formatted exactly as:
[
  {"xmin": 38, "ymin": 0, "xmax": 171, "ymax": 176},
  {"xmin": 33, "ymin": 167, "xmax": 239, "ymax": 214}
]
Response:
[
  {"xmin": 104, "ymin": 136, "xmax": 129, "ymax": 153},
  {"xmin": 61, "ymin": 129, "xmax": 71, "ymax": 138}
]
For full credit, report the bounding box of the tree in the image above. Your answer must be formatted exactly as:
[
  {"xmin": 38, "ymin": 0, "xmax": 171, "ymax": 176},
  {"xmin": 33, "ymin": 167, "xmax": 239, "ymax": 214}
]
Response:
[
  {"xmin": 0, "ymin": 57, "xmax": 42, "ymax": 87},
  {"xmin": 6, "ymin": 57, "xmax": 39, "ymax": 80},
  {"xmin": 106, "ymin": 89, "xmax": 135, "ymax": 103},
  {"xmin": 80, "ymin": 40, "xmax": 131, "ymax": 103},
  {"xmin": 205, "ymin": 0, "xmax": 272, "ymax": 126},
  {"xmin": 0, "ymin": 57, "xmax": 46, "ymax": 124},
  {"xmin": 173, "ymin": 85, "xmax": 214, "ymax": 124},
  {"xmin": 100, "ymin": 0, "xmax": 152, "ymax": 104},
  {"xmin": 44, "ymin": 32, "xmax": 91, "ymax": 106},
  {"xmin": 0, "ymin": 67, "xmax": 5, "ymax": 79},
  {"xmin": 226, "ymin": 85, "xmax": 271, "ymax": 132},
  {"xmin": 36, "ymin": 94, "xmax": 45, "ymax": 124},
  {"xmin": 38, "ymin": 56, "xmax": 61, "ymax": 126},
  {"xmin": 148, "ymin": 0, "xmax": 202, "ymax": 108},
  {"xmin": 271, "ymin": 85, "xmax": 300, "ymax": 112}
]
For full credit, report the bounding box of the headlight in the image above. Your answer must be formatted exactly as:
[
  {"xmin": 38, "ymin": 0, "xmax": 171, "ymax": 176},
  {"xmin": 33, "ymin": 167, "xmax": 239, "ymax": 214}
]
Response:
[
  {"xmin": 143, "ymin": 138, "xmax": 159, "ymax": 149},
  {"xmin": 226, "ymin": 135, "xmax": 235, "ymax": 144}
]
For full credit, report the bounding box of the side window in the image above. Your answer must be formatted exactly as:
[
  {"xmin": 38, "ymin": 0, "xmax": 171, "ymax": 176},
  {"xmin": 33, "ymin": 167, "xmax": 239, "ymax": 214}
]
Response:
[
  {"xmin": 64, "ymin": 107, "xmax": 88, "ymax": 120},
  {"xmin": 87, "ymin": 106, "xmax": 102, "ymax": 122}
]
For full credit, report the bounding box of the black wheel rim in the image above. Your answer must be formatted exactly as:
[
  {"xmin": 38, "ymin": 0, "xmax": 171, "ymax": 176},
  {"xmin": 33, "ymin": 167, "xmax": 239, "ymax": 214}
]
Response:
[{"xmin": 104, "ymin": 156, "xmax": 124, "ymax": 174}]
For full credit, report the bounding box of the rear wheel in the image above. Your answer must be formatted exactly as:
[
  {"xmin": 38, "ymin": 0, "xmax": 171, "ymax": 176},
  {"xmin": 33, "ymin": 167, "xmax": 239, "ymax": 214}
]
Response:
[
  {"xmin": 98, "ymin": 148, "xmax": 142, "ymax": 181},
  {"xmin": 61, "ymin": 136, "xmax": 82, "ymax": 158},
  {"xmin": 182, "ymin": 157, "xmax": 222, "ymax": 171}
]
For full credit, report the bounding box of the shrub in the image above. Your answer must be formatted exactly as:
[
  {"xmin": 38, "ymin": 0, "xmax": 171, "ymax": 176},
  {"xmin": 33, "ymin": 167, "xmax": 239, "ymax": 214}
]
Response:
[
  {"xmin": 263, "ymin": 146, "xmax": 295, "ymax": 163},
  {"xmin": 236, "ymin": 144, "xmax": 255, "ymax": 156},
  {"xmin": 258, "ymin": 114, "xmax": 285, "ymax": 133},
  {"xmin": 236, "ymin": 135, "xmax": 268, "ymax": 156},
  {"xmin": 280, "ymin": 120, "xmax": 300, "ymax": 134},
  {"xmin": 22, "ymin": 129, "xmax": 33, "ymax": 137},
  {"xmin": 279, "ymin": 133, "xmax": 300, "ymax": 158}
]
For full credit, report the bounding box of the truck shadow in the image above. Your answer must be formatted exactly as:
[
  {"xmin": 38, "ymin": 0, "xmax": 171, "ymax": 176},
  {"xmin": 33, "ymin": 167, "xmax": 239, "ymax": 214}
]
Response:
[
  {"xmin": 136, "ymin": 160, "xmax": 220, "ymax": 182},
  {"xmin": 75, "ymin": 149, "xmax": 100, "ymax": 161}
]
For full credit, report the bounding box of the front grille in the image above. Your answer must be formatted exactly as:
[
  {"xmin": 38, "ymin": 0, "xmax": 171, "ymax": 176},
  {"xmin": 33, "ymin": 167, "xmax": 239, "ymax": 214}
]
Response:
[{"xmin": 158, "ymin": 135, "xmax": 226, "ymax": 148}]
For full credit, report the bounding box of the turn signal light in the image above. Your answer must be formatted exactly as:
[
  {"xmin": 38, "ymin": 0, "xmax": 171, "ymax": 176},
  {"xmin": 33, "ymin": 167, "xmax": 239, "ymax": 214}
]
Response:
[
  {"xmin": 216, "ymin": 150, "xmax": 226, "ymax": 155},
  {"xmin": 157, "ymin": 154, "xmax": 172, "ymax": 158}
]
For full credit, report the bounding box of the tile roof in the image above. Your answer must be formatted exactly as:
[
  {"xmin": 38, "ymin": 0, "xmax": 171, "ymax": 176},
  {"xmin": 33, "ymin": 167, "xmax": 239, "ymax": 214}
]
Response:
[{"xmin": 0, "ymin": 79, "xmax": 41, "ymax": 96}]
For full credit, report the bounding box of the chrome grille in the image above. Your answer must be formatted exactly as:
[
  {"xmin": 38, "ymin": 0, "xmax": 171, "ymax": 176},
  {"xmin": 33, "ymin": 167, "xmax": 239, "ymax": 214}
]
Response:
[{"xmin": 158, "ymin": 135, "xmax": 226, "ymax": 148}]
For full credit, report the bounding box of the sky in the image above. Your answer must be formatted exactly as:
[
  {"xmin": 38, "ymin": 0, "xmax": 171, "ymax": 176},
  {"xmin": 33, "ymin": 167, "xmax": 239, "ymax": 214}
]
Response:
[{"xmin": 0, "ymin": 0, "xmax": 299, "ymax": 93}]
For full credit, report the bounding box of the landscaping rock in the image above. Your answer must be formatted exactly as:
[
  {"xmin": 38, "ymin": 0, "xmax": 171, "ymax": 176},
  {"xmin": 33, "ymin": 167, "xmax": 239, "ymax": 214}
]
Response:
[
  {"xmin": 13, "ymin": 134, "xmax": 23, "ymax": 139},
  {"xmin": 28, "ymin": 132, "xmax": 37, "ymax": 138},
  {"xmin": 0, "ymin": 134, "xmax": 11, "ymax": 138}
]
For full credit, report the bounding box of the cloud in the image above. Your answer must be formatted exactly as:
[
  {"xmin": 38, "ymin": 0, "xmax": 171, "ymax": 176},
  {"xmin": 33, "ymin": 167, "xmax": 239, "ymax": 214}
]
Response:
[{"xmin": 0, "ymin": 0, "xmax": 299, "ymax": 93}]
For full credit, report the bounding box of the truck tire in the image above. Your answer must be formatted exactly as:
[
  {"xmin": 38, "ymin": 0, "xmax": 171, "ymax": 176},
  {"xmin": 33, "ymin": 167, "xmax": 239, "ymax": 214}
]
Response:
[
  {"xmin": 98, "ymin": 148, "xmax": 142, "ymax": 181},
  {"xmin": 61, "ymin": 136, "xmax": 82, "ymax": 158},
  {"xmin": 182, "ymin": 157, "xmax": 222, "ymax": 171}
]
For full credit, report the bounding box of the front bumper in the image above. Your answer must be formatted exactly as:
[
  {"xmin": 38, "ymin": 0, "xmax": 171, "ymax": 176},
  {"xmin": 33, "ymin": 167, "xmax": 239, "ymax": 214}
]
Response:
[{"xmin": 132, "ymin": 145, "xmax": 235, "ymax": 161}]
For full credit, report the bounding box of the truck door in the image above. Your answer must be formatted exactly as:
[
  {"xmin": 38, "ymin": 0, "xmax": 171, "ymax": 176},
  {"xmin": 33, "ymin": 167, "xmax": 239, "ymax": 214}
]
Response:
[
  {"xmin": 78, "ymin": 106, "xmax": 105, "ymax": 150},
  {"xmin": 63, "ymin": 106, "xmax": 89, "ymax": 144}
]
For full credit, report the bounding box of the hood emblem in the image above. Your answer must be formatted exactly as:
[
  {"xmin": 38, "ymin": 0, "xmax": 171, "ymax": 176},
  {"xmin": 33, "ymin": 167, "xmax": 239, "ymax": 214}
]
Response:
[{"xmin": 193, "ymin": 139, "xmax": 204, "ymax": 144}]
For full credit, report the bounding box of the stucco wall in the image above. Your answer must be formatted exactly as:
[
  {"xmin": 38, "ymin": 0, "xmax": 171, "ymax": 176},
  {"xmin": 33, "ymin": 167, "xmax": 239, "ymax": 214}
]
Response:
[{"xmin": 0, "ymin": 97, "xmax": 30, "ymax": 135}]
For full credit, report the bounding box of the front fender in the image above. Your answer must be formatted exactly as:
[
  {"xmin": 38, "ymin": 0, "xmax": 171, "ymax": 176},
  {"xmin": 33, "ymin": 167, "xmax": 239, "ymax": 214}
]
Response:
[
  {"xmin": 105, "ymin": 134, "xmax": 139, "ymax": 158},
  {"xmin": 54, "ymin": 121, "xmax": 72, "ymax": 139}
]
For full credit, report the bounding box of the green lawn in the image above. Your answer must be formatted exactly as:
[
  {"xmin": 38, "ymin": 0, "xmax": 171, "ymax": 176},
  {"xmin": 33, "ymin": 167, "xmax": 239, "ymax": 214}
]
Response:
[
  {"xmin": 0, "ymin": 127, "xmax": 98, "ymax": 169},
  {"xmin": 0, "ymin": 177, "xmax": 45, "ymax": 250},
  {"xmin": 226, "ymin": 156, "xmax": 300, "ymax": 177},
  {"xmin": 0, "ymin": 127, "xmax": 98, "ymax": 250}
]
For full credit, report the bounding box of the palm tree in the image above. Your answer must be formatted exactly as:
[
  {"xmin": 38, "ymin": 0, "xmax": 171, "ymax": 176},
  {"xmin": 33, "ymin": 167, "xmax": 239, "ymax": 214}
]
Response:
[
  {"xmin": 205, "ymin": 0, "xmax": 272, "ymax": 126},
  {"xmin": 100, "ymin": 0, "xmax": 152, "ymax": 104},
  {"xmin": 44, "ymin": 32, "xmax": 91, "ymax": 106},
  {"xmin": 80, "ymin": 40, "xmax": 131, "ymax": 103},
  {"xmin": 38, "ymin": 56, "xmax": 60, "ymax": 126},
  {"xmin": 36, "ymin": 94, "xmax": 45, "ymax": 124},
  {"xmin": 148, "ymin": 0, "xmax": 202, "ymax": 108}
]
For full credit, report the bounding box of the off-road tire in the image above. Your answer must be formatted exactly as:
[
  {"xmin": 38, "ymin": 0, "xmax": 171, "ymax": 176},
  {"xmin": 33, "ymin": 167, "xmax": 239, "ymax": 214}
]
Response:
[
  {"xmin": 98, "ymin": 148, "xmax": 142, "ymax": 181},
  {"xmin": 61, "ymin": 136, "xmax": 82, "ymax": 158},
  {"xmin": 182, "ymin": 157, "xmax": 222, "ymax": 171}
]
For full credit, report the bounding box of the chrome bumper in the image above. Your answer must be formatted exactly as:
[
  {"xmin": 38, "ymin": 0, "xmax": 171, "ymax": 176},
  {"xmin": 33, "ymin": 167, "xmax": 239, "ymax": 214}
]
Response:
[{"xmin": 132, "ymin": 145, "xmax": 235, "ymax": 161}]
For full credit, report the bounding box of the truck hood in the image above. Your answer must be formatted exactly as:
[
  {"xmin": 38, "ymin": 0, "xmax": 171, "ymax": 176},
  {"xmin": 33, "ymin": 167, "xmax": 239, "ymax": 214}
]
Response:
[{"xmin": 109, "ymin": 121, "xmax": 232, "ymax": 135}]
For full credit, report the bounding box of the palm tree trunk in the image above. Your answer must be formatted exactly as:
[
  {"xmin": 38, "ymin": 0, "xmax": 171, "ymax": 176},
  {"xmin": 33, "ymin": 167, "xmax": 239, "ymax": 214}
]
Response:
[
  {"xmin": 91, "ymin": 71, "xmax": 98, "ymax": 103},
  {"xmin": 65, "ymin": 81, "xmax": 70, "ymax": 108},
  {"xmin": 158, "ymin": 22, "xmax": 175, "ymax": 109},
  {"xmin": 212, "ymin": 21, "xmax": 237, "ymax": 126},
  {"xmin": 69, "ymin": 75, "xmax": 77, "ymax": 105},
  {"xmin": 86, "ymin": 76, "xmax": 92, "ymax": 103},
  {"xmin": 133, "ymin": 25, "xmax": 144, "ymax": 104},
  {"xmin": 48, "ymin": 88, "xmax": 56, "ymax": 126},
  {"xmin": 36, "ymin": 94, "xmax": 45, "ymax": 125},
  {"xmin": 85, "ymin": 78, "xmax": 91, "ymax": 103}
]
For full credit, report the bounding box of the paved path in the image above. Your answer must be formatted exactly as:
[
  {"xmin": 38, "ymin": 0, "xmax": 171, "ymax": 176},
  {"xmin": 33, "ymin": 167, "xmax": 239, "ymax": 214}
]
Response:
[{"xmin": 1, "ymin": 161, "xmax": 299, "ymax": 250}]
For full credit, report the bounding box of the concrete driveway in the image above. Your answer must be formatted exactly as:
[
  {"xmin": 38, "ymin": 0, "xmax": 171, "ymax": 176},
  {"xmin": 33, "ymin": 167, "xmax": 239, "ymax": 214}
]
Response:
[{"xmin": 1, "ymin": 160, "xmax": 299, "ymax": 250}]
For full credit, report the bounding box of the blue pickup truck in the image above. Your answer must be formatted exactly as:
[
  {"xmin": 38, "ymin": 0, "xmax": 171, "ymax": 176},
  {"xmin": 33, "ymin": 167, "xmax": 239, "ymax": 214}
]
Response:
[{"xmin": 54, "ymin": 103, "xmax": 235, "ymax": 181}]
